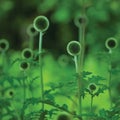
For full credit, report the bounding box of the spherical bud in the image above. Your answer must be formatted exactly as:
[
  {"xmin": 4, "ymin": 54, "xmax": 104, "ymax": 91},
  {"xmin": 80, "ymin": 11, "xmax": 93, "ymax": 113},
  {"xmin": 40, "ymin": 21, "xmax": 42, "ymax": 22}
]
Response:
[
  {"xmin": 67, "ymin": 41, "xmax": 81, "ymax": 56},
  {"xmin": 57, "ymin": 113, "xmax": 71, "ymax": 120},
  {"xmin": 88, "ymin": 83, "xmax": 97, "ymax": 92},
  {"xmin": 74, "ymin": 15, "xmax": 87, "ymax": 27},
  {"xmin": 105, "ymin": 37, "xmax": 117, "ymax": 50},
  {"xmin": 0, "ymin": 39, "xmax": 9, "ymax": 52},
  {"xmin": 20, "ymin": 61, "xmax": 30, "ymax": 71},
  {"xmin": 33, "ymin": 16, "xmax": 49, "ymax": 32},
  {"xmin": 22, "ymin": 48, "xmax": 33, "ymax": 59},
  {"xmin": 27, "ymin": 24, "xmax": 38, "ymax": 36}
]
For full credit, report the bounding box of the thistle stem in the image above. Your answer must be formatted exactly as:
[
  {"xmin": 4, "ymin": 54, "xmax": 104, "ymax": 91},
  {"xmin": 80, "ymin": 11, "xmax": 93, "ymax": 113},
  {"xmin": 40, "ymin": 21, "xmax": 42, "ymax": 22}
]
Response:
[
  {"xmin": 39, "ymin": 31, "xmax": 44, "ymax": 110},
  {"xmin": 74, "ymin": 55, "xmax": 82, "ymax": 114},
  {"xmin": 90, "ymin": 95, "xmax": 93, "ymax": 113},
  {"xmin": 108, "ymin": 51, "xmax": 112, "ymax": 108},
  {"xmin": 29, "ymin": 36, "xmax": 34, "ymax": 50}
]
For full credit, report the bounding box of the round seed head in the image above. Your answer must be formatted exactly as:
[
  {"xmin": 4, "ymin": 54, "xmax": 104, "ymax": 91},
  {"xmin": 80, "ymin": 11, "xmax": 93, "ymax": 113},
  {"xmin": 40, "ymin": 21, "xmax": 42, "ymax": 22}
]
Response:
[
  {"xmin": 74, "ymin": 15, "xmax": 87, "ymax": 27},
  {"xmin": 105, "ymin": 37, "xmax": 117, "ymax": 50},
  {"xmin": 88, "ymin": 83, "xmax": 97, "ymax": 91},
  {"xmin": 33, "ymin": 16, "xmax": 49, "ymax": 32},
  {"xmin": 0, "ymin": 39, "xmax": 9, "ymax": 52},
  {"xmin": 57, "ymin": 113, "xmax": 71, "ymax": 120},
  {"xmin": 27, "ymin": 24, "xmax": 38, "ymax": 36},
  {"xmin": 22, "ymin": 48, "xmax": 33, "ymax": 59},
  {"xmin": 20, "ymin": 61, "xmax": 30, "ymax": 71},
  {"xmin": 67, "ymin": 41, "xmax": 81, "ymax": 56}
]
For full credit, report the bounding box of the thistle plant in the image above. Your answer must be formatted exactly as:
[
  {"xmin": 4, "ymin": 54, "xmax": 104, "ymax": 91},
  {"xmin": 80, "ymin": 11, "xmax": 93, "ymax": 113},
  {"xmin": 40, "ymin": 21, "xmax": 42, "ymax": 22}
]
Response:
[
  {"xmin": 67, "ymin": 40, "xmax": 82, "ymax": 114},
  {"xmin": 105, "ymin": 37, "xmax": 118, "ymax": 108},
  {"xmin": 33, "ymin": 15, "xmax": 49, "ymax": 110},
  {"xmin": 88, "ymin": 83, "xmax": 97, "ymax": 113}
]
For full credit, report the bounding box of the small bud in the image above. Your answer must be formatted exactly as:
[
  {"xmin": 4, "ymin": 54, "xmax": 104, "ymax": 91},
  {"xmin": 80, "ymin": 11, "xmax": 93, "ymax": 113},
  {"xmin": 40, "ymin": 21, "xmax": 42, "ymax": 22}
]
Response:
[
  {"xmin": 67, "ymin": 41, "xmax": 81, "ymax": 56},
  {"xmin": 0, "ymin": 39, "xmax": 9, "ymax": 52},
  {"xmin": 27, "ymin": 24, "xmax": 38, "ymax": 36},
  {"xmin": 22, "ymin": 48, "xmax": 33, "ymax": 59},
  {"xmin": 33, "ymin": 16, "xmax": 49, "ymax": 32},
  {"xmin": 105, "ymin": 37, "xmax": 117, "ymax": 50}
]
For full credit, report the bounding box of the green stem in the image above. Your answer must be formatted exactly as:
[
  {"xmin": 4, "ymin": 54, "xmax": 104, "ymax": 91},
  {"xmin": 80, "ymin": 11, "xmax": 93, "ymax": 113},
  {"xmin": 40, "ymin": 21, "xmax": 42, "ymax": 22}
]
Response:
[
  {"xmin": 108, "ymin": 51, "xmax": 112, "ymax": 108},
  {"xmin": 90, "ymin": 95, "xmax": 93, "ymax": 113},
  {"xmin": 23, "ymin": 71, "xmax": 26, "ymax": 103},
  {"xmin": 29, "ymin": 36, "xmax": 34, "ymax": 50},
  {"xmin": 39, "ymin": 31, "xmax": 44, "ymax": 110},
  {"xmin": 74, "ymin": 55, "xmax": 82, "ymax": 115}
]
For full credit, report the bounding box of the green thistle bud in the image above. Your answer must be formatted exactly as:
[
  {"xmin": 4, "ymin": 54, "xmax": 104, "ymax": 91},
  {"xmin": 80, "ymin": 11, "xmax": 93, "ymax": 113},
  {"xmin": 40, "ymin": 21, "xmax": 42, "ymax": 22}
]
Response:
[
  {"xmin": 33, "ymin": 16, "xmax": 49, "ymax": 32},
  {"xmin": 88, "ymin": 83, "xmax": 97, "ymax": 92},
  {"xmin": 22, "ymin": 48, "xmax": 33, "ymax": 59},
  {"xmin": 105, "ymin": 37, "xmax": 117, "ymax": 50},
  {"xmin": 0, "ymin": 39, "xmax": 9, "ymax": 52},
  {"xmin": 67, "ymin": 41, "xmax": 81, "ymax": 56},
  {"xmin": 20, "ymin": 61, "xmax": 30, "ymax": 71},
  {"xmin": 74, "ymin": 15, "xmax": 87, "ymax": 27},
  {"xmin": 27, "ymin": 24, "xmax": 38, "ymax": 36},
  {"xmin": 57, "ymin": 113, "xmax": 71, "ymax": 120}
]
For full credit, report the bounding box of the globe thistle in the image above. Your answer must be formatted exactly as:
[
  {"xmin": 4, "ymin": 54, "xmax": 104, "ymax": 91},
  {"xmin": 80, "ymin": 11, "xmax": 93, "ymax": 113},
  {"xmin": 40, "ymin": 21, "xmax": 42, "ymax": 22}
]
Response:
[
  {"xmin": 27, "ymin": 24, "xmax": 38, "ymax": 36},
  {"xmin": 105, "ymin": 37, "xmax": 117, "ymax": 50},
  {"xmin": 22, "ymin": 48, "xmax": 33, "ymax": 59},
  {"xmin": 0, "ymin": 39, "xmax": 9, "ymax": 52},
  {"xmin": 67, "ymin": 41, "xmax": 81, "ymax": 56},
  {"xmin": 33, "ymin": 16, "xmax": 49, "ymax": 32},
  {"xmin": 20, "ymin": 61, "xmax": 30, "ymax": 71}
]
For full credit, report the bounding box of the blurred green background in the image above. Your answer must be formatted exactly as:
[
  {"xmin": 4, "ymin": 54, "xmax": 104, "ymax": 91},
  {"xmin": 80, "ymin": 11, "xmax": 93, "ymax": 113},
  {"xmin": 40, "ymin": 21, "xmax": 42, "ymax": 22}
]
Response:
[{"xmin": 0, "ymin": 0, "xmax": 120, "ymax": 55}]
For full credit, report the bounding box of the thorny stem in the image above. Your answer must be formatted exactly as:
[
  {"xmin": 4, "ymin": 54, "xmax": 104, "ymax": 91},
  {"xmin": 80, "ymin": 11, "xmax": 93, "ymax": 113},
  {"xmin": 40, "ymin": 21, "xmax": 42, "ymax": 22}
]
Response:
[{"xmin": 39, "ymin": 31, "xmax": 44, "ymax": 110}]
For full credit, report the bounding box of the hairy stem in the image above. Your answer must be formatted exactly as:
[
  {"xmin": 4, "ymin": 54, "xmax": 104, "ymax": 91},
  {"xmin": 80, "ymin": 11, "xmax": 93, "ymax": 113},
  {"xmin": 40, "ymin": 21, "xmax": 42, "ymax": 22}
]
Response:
[{"xmin": 39, "ymin": 31, "xmax": 44, "ymax": 110}]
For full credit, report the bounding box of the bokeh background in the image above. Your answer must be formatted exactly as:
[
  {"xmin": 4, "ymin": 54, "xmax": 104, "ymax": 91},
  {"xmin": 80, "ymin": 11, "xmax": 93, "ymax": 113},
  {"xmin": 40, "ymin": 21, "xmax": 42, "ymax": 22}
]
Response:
[
  {"xmin": 0, "ymin": 0, "xmax": 120, "ymax": 119},
  {"xmin": 0, "ymin": 0, "xmax": 120, "ymax": 55}
]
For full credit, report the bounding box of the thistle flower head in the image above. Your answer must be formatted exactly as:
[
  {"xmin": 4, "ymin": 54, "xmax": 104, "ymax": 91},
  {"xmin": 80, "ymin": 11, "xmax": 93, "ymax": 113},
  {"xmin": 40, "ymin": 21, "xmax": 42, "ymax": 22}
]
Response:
[
  {"xmin": 74, "ymin": 15, "xmax": 87, "ymax": 27},
  {"xmin": 33, "ymin": 16, "xmax": 49, "ymax": 32},
  {"xmin": 88, "ymin": 83, "xmax": 97, "ymax": 92},
  {"xmin": 0, "ymin": 39, "xmax": 9, "ymax": 52},
  {"xmin": 67, "ymin": 41, "xmax": 81, "ymax": 56},
  {"xmin": 105, "ymin": 37, "xmax": 117, "ymax": 50},
  {"xmin": 20, "ymin": 61, "xmax": 30, "ymax": 71},
  {"xmin": 57, "ymin": 113, "xmax": 71, "ymax": 120},
  {"xmin": 27, "ymin": 24, "xmax": 38, "ymax": 36},
  {"xmin": 22, "ymin": 48, "xmax": 33, "ymax": 59}
]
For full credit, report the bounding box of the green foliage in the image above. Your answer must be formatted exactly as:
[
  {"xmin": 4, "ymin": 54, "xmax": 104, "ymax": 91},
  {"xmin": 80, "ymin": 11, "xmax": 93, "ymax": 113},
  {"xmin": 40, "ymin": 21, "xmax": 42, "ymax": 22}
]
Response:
[{"xmin": 0, "ymin": 0, "xmax": 120, "ymax": 120}]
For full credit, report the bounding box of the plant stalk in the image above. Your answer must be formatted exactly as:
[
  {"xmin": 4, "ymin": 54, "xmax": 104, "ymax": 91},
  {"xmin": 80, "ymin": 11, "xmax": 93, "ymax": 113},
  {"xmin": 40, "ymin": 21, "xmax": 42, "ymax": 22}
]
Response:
[
  {"xmin": 90, "ymin": 95, "xmax": 93, "ymax": 113},
  {"xmin": 108, "ymin": 51, "xmax": 112, "ymax": 108},
  {"xmin": 39, "ymin": 31, "xmax": 44, "ymax": 110},
  {"xmin": 74, "ymin": 55, "xmax": 82, "ymax": 115}
]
